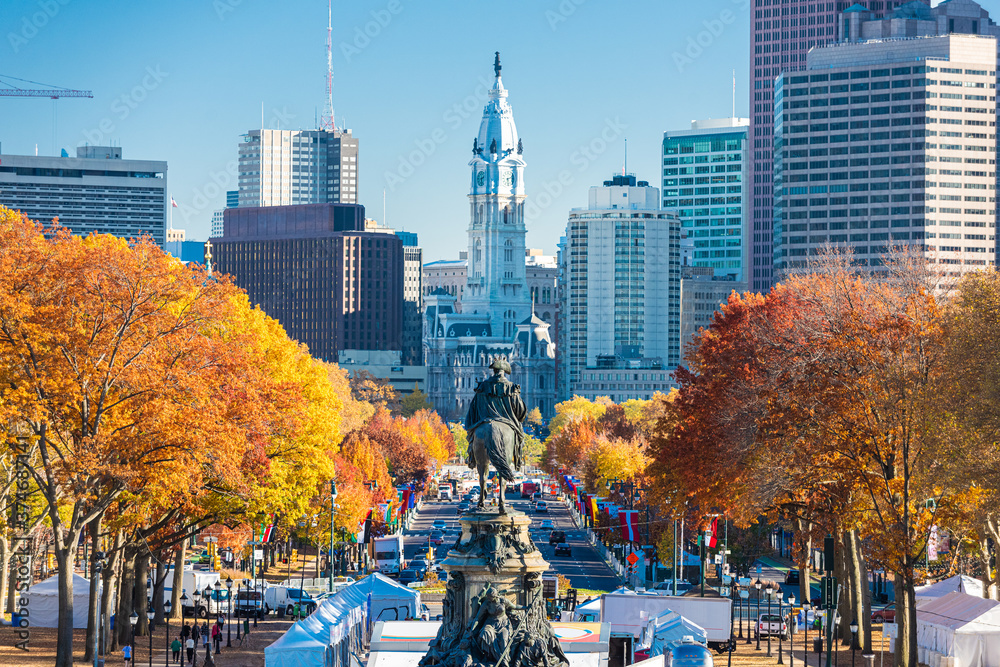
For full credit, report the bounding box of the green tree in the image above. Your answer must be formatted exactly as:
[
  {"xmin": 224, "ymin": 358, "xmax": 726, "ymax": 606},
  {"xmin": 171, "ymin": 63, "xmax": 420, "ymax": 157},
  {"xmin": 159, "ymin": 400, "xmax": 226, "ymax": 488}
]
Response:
[{"xmin": 400, "ymin": 383, "xmax": 433, "ymax": 417}]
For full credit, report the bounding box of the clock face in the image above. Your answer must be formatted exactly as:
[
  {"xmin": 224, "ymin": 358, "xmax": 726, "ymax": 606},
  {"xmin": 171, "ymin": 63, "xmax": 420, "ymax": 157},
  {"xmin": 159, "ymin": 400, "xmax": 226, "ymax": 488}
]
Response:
[
  {"xmin": 476, "ymin": 170, "xmax": 485, "ymax": 186},
  {"xmin": 501, "ymin": 170, "xmax": 512, "ymax": 187}
]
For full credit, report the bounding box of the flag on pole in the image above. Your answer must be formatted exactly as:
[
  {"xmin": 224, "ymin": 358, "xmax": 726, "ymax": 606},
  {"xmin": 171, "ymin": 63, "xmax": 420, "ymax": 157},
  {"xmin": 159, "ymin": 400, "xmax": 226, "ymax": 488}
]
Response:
[
  {"xmin": 618, "ymin": 510, "xmax": 639, "ymax": 543},
  {"xmin": 384, "ymin": 502, "xmax": 393, "ymax": 523},
  {"xmin": 362, "ymin": 509, "xmax": 373, "ymax": 544},
  {"xmin": 708, "ymin": 517, "xmax": 718, "ymax": 548},
  {"xmin": 171, "ymin": 197, "xmax": 178, "ymax": 208}
]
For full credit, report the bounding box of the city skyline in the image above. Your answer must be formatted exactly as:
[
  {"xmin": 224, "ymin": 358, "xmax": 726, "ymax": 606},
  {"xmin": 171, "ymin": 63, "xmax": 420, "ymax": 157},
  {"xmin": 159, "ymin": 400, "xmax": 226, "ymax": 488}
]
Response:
[{"xmin": 1, "ymin": 0, "xmax": 761, "ymax": 262}]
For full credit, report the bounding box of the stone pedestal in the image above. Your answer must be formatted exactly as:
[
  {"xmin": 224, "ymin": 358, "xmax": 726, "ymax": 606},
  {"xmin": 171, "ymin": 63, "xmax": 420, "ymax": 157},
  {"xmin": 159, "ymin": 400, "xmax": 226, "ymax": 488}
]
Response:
[{"xmin": 421, "ymin": 508, "xmax": 569, "ymax": 667}]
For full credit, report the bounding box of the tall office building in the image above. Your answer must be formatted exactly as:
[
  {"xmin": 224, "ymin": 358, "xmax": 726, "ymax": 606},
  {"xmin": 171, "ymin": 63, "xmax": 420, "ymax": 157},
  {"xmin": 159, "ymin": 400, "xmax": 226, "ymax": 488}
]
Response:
[
  {"xmin": 663, "ymin": 118, "xmax": 751, "ymax": 282},
  {"xmin": 773, "ymin": 33, "xmax": 997, "ymax": 275},
  {"xmin": 0, "ymin": 145, "xmax": 167, "ymax": 245},
  {"xmin": 237, "ymin": 128, "xmax": 359, "ymax": 207},
  {"xmin": 398, "ymin": 232, "xmax": 424, "ymax": 366},
  {"xmin": 213, "ymin": 203, "xmax": 403, "ymax": 362},
  {"xmin": 226, "ymin": 190, "xmax": 239, "ymax": 208},
  {"xmin": 559, "ymin": 174, "xmax": 681, "ymax": 401},
  {"xmin": 750, "ymin": 0, "xmax": 906, "ymax": 291},
  {"xmin": 424, "ymin": 54, "xmax": 556, "ymax": 419},
  {"xmin": 211, "ymin": 210, "xmax": 224, "ymax": 238}
]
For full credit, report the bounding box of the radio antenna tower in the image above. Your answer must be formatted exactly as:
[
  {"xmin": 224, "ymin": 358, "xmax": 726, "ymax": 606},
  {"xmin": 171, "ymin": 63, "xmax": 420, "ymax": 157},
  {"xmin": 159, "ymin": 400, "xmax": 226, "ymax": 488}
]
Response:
[{"xmin": 321, "ymin": 0, "xmax": 336, "ymax": 131}]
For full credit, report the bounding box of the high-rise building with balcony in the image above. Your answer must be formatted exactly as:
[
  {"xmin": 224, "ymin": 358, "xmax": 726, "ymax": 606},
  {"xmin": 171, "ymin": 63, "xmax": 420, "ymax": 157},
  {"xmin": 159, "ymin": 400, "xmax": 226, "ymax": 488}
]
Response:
[
  {"xmin": 773, "ymin": 33, "xmax": 997, "ymax": 276},
  {"xmin": 237, "ymin": 128, "xmax": 358, "ymax": 207}
]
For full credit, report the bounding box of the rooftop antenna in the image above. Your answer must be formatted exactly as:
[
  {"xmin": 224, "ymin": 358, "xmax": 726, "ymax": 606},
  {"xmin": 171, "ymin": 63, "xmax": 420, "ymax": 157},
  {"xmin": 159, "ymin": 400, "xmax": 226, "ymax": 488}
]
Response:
[
  {"xmin": 732, "ymin": 69, "xmax": 736, "ymax": 119},
  {"xmin": 321, "ymin": 0, "xmax": 336, "ymax": 131}
]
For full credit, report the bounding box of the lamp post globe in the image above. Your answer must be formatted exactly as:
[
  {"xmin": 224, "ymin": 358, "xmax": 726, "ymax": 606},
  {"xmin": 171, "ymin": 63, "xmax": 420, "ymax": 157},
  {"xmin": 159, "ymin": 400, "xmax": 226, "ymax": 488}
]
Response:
[
  {"xmin": 788, "ymin": 596, "xmax": 796, "ymax": 667},
  {"xmin": 147, "ymin": 608, "xmax": 155, "ymax": 667},
  {"xmin": 765, "ymin": 585, "xmax": 774, "ymax": 657},
  {"xmin": 755, "ymin": 579, "xmax": 763, "ymax": 650},
  {"xmin": 226, "ymin": 577, "xmax": 234, "ymax": 648}
]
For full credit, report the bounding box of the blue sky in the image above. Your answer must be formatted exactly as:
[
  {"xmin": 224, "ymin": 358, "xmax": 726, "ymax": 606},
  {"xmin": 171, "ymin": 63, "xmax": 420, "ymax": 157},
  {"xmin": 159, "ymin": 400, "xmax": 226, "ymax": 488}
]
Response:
[{"xmin": 1, "ymin": 0, "xmax": 755, "ymax": 261}]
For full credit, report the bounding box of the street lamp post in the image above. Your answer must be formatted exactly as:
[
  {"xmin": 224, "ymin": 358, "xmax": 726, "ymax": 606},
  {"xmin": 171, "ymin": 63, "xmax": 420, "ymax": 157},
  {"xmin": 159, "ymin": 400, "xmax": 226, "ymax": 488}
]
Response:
[
  {"xmin": 330, "ymin": 479, "xmax": 338, "ymax": 593},
  {"xmin": 737, "ymin": 587, "xmax": 744, "ymax": 639},
  {"xmin": 192, "ymin": 589, "xmax": 201, "ymax": 627},
  {"xmin": 755, "ymin": 579, "xmax": 763, "ymax": 651},
  {"xmin": 766, "ymin": 585, "xmax": 774, "ymax": 658},
  {"xmin": 803, "ymin": 602, "xmax": 811, "ymax": 667},
  {"xmin": 147, "ymin": 607, "xmax": 155, "ymax": 667},
  {"xmin": 225, "ymin": 577, "xmax": 233, "ymax": 648},
  {"xmin": 850, "ymin": 619, "xmax": 859, "ymax": 667},
  {"xmin": 728, "ymin": 581, "xmax": 737, "ymax": 667},
  {"xmin": 213, "ymin": 580, "xmax": 222, "ymax": 654},
  {"xmin": 788, "ymin": 595, "xmax": 796, "ymax": 667},
  {"xmin": 777, "ymin": 590, "xmax": 785, "ymax": 665},
  {"xmin": 129, "ymin": 611, "xmax": 139, "ymax": 667},
  {"xmin": 164, "ymin": 599, "xmax": 171, "ymax": 667},
  {"xmin": 204, "ymin": 586, "xmax": 213, "ymax": 662}
]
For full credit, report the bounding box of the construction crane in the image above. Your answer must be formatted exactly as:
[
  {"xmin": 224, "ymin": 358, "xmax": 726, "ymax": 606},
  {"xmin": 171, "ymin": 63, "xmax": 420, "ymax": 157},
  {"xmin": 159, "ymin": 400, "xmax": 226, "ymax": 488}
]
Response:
[{"xmin": 0, "ymin": 74, "xmax": 92, "ymax": 99}]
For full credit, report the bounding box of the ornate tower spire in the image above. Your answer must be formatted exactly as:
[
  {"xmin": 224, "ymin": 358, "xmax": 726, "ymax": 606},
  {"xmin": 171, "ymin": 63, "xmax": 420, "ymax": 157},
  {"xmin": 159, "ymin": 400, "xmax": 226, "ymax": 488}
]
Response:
[{"xmin": 494, "ymin": 51, "xmax": 501, "ymax": 78}]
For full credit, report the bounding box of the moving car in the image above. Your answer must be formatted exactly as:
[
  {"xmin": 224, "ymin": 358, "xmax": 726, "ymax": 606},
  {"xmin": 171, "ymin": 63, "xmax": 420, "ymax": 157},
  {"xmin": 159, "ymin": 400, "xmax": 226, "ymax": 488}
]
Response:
[
  {"xmin": 872, "ymin": 603, "xmax": 896, "ymax": 623},
  {"xmin": 429, "ymin": 530, "xmax": 445, "ymax": 546},
  {"xmin": 410, "ymin": 558, "xmax": 429, "ymax": 577},
  {"xmin": 784, "ymin": 570, "xmax": 800, "ymax": 585},
  {"xmin": 554, "ymin": 544, "xmax": 572, "ymax": 557},
  {"xmin": 535, "ymin": 501, "xmax": 548, "ymax": 513},
  {"xmin": 548, "ymin": 530, "xmax": 566, "ymax": 545},
  {"xmin": 539, "ymin": 519, "xmax": 555, "ymax": 531},
  {"xmin": 757, "ymin": 613, "xmax": 789, "ymax": 639}
]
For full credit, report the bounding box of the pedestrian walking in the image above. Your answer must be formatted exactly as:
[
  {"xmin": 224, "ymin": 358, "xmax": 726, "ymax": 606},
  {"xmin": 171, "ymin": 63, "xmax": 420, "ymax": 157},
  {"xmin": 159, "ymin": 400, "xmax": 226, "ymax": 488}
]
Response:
[
  {"xmin": 202, "ymin": 621, "xmax": 210, "ymax": 651},
  {"xmin": 181, "ymin": 622, "xmax": 191, "ymax": 642},
  {"xmin": 191, "ymin": 623, "xmax": 200, "ymax": 646},
  {"xmin": 211, "ymin": 622, "xmax": 222, "ymax": 652},
  {"xmin": 185, "ymin": 637, "xmax": 195, "ymax": 665},
  {"xmin": 123, "ymin": 644, "xmax": 133, "ymax": 665},
  {"xmin": 171, "ymin": 636, "xmax": 182, "ymax": 663}
]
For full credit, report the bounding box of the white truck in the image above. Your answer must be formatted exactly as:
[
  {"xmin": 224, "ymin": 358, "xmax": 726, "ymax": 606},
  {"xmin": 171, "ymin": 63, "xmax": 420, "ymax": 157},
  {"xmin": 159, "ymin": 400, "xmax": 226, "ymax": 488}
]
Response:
[
  {"xmin": 437, "ymin": 486, "xmax": 453, "ymax": 501},
  {"xmin": 163, "ymin": 568, "xmax": 222, "ymax": 618},
  {"xmin": 374, "ymin": 535, "xmax": 405, "ymax": 575},
  {"xmin": 600, "ymin": 592, "xmax": 733, "ymax": 651}
]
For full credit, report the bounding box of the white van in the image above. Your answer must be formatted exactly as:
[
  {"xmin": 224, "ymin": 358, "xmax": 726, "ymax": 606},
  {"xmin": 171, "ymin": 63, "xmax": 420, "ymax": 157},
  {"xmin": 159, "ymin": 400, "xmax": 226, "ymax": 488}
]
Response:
[
  {"xmin": 438, "ymin": 486, "xmax": 453, "ymax": 501},
  {"xmin": 163, "ymin": 568, "xmax": 221, "ymax": 618},
  {"xmin": 263, "ymin": 586, "xmax": 316, "ymax": 615}
]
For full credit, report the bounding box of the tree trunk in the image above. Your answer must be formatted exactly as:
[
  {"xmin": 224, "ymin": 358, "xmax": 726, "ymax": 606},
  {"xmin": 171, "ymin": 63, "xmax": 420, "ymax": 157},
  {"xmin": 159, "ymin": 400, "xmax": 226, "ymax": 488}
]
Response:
[
  {"xmin": 134, "ymin": 549, "xmax": 149, "ymax": 636},
  {"xmin": 84, "ymin": 515, "xmax": 102, "ymax": 662},
  {"xmin": 54, "ymin": 531, "xmax": 81, "ymax": 667},
  {"xmin": 846, "ymin": 529, "xmax": 872, "ymax": 651},
  {"xmin": 797, "ymin": 519, "xmax": 812, "ymax": 606},
  {"xmin": 0, "ymin": 534, "xmax": 8, "ymax": 615},
  {"xmin": 116, "ymin": 542, "xmax": 137, "ymax": 648},
  {"xmin": 895, "ymin": 571, "xmax": 917, "ymax": 667},
  {"xmin": 170, "ymin": 542, "xmax": 185, "ymax": 621},
  {"xmin": 153, "ymin": 559, "xmax": 166, "ymax": 625},
  {"xmin": 835, "ymin": 530, "xmax": 852, "ymax": 644},
  {"xmin": 101, "ymin": 529, "xmax": 124, "ymax": 655}
]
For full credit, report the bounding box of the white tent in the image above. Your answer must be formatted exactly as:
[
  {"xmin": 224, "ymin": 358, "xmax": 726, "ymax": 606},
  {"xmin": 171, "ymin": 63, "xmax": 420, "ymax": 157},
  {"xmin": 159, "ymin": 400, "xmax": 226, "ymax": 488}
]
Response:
[
  {"xmin": 916, "ymin": 591, "xmax": 1000, "ymax": 667},
  {"xmin": 264, "ymin": 622, "xmax": 329, "ymax": 667},
  {"xmin": 916, "ymin": 576, "xmax": 984, "ymax": 607},
  {"xmin": 26, "ymin": 573, "xmax": 98, "ymax": 629}
]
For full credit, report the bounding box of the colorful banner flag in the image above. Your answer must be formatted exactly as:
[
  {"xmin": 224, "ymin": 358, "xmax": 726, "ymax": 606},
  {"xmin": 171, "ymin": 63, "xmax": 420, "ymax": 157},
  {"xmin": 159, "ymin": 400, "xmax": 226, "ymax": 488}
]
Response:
[
  {"xmin": 618, "ymin": 510, "xmax": 639, "ymax": 543},
  {"xmin": 362, "ymin": 509, "xmax": 373, "ymax": 544},
  {"xmin": 708, "ymin": 517, "xmax": 718, "ymax": 549},
  {"xmin": 384, "ymin": 502, "xmax": 393, "ymax": 523}
]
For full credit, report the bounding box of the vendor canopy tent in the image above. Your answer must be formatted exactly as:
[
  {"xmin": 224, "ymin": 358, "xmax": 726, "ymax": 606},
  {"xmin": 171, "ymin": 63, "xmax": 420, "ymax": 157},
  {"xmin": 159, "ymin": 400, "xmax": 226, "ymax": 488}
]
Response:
[
  {"xmin": 916, "ymin": 575, "xmax": 984, "ymax": 606},
  {"xmin": 264, "ymin": 622, "xmax": 329, "ymax": 667},
  {"xmin": 643, "ymin": 609, "xmax": 709, "ymax": 654},
  {"xmin": 356, "ymin": 573, "xmax": 420, "ymax": 622},
  {"xmin": 27, "ymin": 573, "xmax": 99, "ymax": 629},
  {"xmin": 916, "ymin": 591, "xmax": 1000, "ymax": 667}
]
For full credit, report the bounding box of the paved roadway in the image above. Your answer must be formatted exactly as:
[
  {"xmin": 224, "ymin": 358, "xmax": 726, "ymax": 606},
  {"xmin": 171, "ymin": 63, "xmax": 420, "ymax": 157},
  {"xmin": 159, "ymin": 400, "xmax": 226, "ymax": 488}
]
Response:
[{"xmin": 403, "ymin": 492, "xmax": 621, "ymax": 592}]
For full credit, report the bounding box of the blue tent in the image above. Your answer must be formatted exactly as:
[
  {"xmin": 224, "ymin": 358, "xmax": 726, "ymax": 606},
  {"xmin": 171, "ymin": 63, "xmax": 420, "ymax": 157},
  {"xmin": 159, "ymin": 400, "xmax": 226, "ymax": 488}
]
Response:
[{"xmin": 644, "ymin": 609, "xmax": 708, "ymax": 656}]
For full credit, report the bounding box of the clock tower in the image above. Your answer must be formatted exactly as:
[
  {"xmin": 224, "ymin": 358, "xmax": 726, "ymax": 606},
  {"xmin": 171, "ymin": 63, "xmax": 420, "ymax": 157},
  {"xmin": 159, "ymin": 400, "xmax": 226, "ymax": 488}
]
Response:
[{"xmin": 465, "ymin": 52, "xmax": 529, "ymax": 339}]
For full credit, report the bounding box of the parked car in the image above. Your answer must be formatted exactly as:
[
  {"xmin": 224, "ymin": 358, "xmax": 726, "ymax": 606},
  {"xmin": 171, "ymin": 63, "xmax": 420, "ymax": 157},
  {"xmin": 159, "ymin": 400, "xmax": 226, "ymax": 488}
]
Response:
[
  {"xmin": 429, "ymin": 530, "xmax": 445, "ymax": 546},
  {"xmin": 535, "ymin": 501, "xmax": 548, "ymax": 513},
  {"xmin": 398, "ymin": 569, "xmax": 421, "ymax": 585},
  {"xmin": 234, "ymin": 590, "xmax": 264, "ymax": 619},
  {"xmin": 548, "ymin": 530, "xmax": 567, "ymax": 545},
  {"xmin": 872, "ymin": 603, "xmax": 896, "ymax": 624},
  {"xmin": 554, "ymin": 544, "xmax": 572, "ymax": 557},
  {"xmin": 757, "ymin": 613, "xmax": 789, "ymax": 639},
  {"xmin": 653, "ymin": 580, "xmax": 694, "ymax": 595},
  {"xmin": 539, "ymin": 519, "xmax": 555, "ymax": 531},
  {"xmin": 432, "ymin": 519, "xmax": 448, "ymax": 530}
]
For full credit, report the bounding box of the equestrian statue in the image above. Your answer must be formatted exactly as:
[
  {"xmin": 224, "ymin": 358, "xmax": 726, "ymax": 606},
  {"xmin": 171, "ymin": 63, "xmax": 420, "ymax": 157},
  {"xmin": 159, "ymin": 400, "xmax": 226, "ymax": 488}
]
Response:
[{"xmin": 464, "ymin": 356, "xmax": 526, "ymax": 515}]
